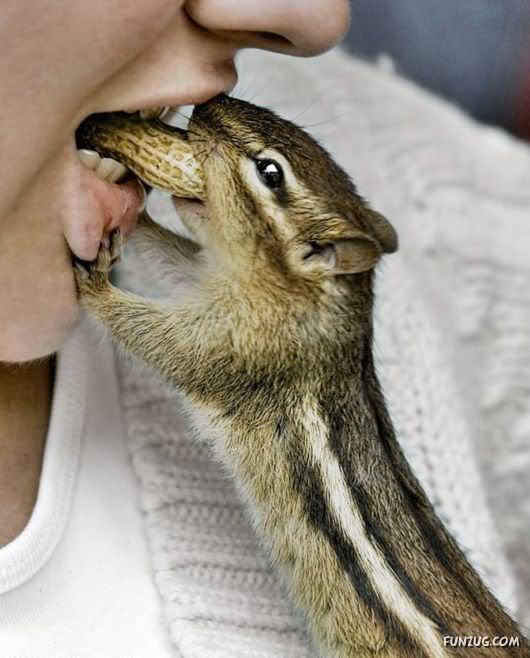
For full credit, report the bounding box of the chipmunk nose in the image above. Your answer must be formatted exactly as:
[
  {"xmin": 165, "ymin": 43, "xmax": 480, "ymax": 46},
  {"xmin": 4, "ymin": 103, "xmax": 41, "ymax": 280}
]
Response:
[
  {"xmin": 205, "ymin": 93, "xmax": 230, "ymax": 106},
  {"xmin": 193, "ymin": 93, "xmax": 230, "ymax": 118},
  {"xmin": 191, "ymin": 94, "xmax": 231, "ymax": 135},
  {"xmin": 185, "ymin": 0, "xmax": 351, "ymax": 57}
]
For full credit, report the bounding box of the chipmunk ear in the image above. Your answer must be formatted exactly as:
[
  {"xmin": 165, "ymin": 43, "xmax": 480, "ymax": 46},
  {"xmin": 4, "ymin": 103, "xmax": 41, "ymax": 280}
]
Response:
[
  {"xmin": 302, "ymin": 233, "xmax": 382, "ymax": 275},
  {"xmin": 364, "ymin": 209, "xmax": 398, "ymax": 254},
  {"xmin": 300, "ymin": 210, "xmax": 397, "ymax": 276}
]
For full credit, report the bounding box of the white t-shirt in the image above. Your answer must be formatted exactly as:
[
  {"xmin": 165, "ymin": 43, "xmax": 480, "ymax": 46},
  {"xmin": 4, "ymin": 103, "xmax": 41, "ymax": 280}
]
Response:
[{"xmin": 0, "ymin": 323, "xmax": 174, "ymax": 658}]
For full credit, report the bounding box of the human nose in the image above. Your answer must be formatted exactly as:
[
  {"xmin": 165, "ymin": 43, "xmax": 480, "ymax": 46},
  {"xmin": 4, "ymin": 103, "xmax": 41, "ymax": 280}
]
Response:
[{"xmin": 185, "ymin": 0, "xmax": 351, "ymax": 56}]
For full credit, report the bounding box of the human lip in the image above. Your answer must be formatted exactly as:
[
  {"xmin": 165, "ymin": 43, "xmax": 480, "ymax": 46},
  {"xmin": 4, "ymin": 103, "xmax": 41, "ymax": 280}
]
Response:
[
  {"xmin": 115, "ymin": 61, "xmax": 238, "ymax": 114},
  {"xmin": 64, "ymin": 144, "xmax": 145, "ymax": 262}
]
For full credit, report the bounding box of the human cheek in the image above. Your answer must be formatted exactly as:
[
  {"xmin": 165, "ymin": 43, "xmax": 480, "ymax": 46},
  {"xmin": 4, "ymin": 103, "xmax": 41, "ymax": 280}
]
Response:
[{"xmin": 0, "ymin": 180, "xmax": 79, "ymax": 362}]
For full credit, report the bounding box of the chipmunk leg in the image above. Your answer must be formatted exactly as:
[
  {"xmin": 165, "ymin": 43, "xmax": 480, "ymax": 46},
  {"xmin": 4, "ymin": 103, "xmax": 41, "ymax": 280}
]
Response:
[{"xmin": 74, "ymin": 230, "xmax": 201, "ymax": 389}]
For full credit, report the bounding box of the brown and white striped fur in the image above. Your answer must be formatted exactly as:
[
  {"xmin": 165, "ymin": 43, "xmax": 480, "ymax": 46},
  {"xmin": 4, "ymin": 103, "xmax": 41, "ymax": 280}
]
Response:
[{"xmin": 75, "ymin": 95, "xmax": 529, "ymax": 657}]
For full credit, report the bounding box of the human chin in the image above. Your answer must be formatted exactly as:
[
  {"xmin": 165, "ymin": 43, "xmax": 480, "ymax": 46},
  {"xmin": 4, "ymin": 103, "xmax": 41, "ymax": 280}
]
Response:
[
  {"xmin": 0, "ymin": 248, "xmax": 79, "ymax": 363},
  {"xmin": 0, "ymin": 159, "xmax": 80, "ymax": 362}
]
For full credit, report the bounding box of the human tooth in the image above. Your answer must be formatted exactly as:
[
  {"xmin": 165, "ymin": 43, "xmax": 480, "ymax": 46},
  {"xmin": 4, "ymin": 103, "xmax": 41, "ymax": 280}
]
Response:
[
  {"xmin": 94, "ymin": 158, "xmax": 115, "ymax": 181},
  {"xmin": 139, "ymin": 106, "xmax": 170, "ymax": 120},
  {"xmin": 77, "ymin": 148, "xmax": 100, "ymax": 170},
  {"xmin": 77, "ymin": 148, "xmax": 128, "ymax": 182},
  {"xmin": 94, "ymin": 157, "xmax": 128, "ymax": 183},
  {"xmin": 106, "ymin": 160, "xmax": 128, "ymax": 183},
  {"xmin": 160, "ymin": 105, "xmax": 191, "ymax": 130}
]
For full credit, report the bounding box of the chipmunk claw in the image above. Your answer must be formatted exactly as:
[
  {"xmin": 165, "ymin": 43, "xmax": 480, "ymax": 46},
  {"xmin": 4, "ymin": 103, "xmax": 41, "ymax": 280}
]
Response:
[
  {"xmin": 108, "ymin": 227, "xmax": 123, "ymax": 265},
  {"xmin": 74, "ymin": 228, "xmax": 122, "ymax": 293},
  {"xmin": 96, "ymin": 227, "xmax": 122, "ymax": 270}
]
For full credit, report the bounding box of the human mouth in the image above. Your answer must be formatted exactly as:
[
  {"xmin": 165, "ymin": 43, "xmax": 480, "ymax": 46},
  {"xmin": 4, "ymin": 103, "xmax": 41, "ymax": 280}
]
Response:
[
  {"xmin": 68, "ymin": 108, "xmax": 175, "ymax": 261},
  {"xmin": 72, "ymin": 105, "xmax": 210, "ymax": 259},
  {"xmin": 63, "ymin": 148, "xmax": 144, "ymax": 262}
]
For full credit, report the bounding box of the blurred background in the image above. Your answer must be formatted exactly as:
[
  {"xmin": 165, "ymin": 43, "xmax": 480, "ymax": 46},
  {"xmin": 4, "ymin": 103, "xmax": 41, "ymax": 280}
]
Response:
[{"xmin": 343, "ymin": 0, "xmax": 530, "ymax": 140}]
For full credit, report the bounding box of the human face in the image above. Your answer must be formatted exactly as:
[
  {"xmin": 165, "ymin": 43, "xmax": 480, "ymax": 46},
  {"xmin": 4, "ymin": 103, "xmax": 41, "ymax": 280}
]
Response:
[{"xmin": 0, "ymin": 0, "xmax": 350, "ymax": 362}]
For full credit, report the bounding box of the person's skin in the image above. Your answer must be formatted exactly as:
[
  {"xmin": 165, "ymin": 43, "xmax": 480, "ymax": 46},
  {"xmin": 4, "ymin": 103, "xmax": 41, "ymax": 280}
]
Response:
[
  {"xmin": 0, "ymin": 360, "xmax": 53, "ymax": 545},
  {"xmin": 0, "ymin": 1, "xmax": 350, "ymax": 544}
]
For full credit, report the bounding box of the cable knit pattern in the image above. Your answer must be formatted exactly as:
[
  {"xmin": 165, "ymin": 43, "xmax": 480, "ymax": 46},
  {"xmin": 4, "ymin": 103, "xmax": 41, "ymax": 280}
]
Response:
[{"xmin": 116, "ymin": 48, "xmax": 530, "ymax": 655}]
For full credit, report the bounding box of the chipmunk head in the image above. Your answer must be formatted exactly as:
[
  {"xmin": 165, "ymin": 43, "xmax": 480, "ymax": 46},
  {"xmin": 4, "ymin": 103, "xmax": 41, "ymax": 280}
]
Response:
[{"xmin": 186, "ymin": 94, "xmax": 397, "ymax": 285}]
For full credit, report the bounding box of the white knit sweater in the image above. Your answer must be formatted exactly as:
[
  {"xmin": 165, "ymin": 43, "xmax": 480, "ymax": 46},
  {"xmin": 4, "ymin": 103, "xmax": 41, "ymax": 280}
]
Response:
[{"xmin": 117, "ymin": 48, "xmax": 530, "ymax": 656}]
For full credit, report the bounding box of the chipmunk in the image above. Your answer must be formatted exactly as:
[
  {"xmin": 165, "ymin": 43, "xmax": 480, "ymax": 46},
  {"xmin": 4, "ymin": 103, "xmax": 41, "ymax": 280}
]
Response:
[{"xmin": 75, "ymin": 95, "xmax": 529, "ymax": 658}]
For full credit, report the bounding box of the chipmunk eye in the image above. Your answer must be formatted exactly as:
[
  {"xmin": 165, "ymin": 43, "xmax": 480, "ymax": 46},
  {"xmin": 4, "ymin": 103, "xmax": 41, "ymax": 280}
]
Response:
[{"xmin": 255, "ymin": 159, "xmax": 284, "ymax": 190}]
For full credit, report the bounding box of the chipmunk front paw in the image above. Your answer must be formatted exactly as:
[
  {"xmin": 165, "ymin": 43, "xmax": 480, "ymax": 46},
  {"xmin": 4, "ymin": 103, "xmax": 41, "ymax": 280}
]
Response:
[{"xmin": 74, "ymin": 228, "xmax": 122, "ymax": 296}]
